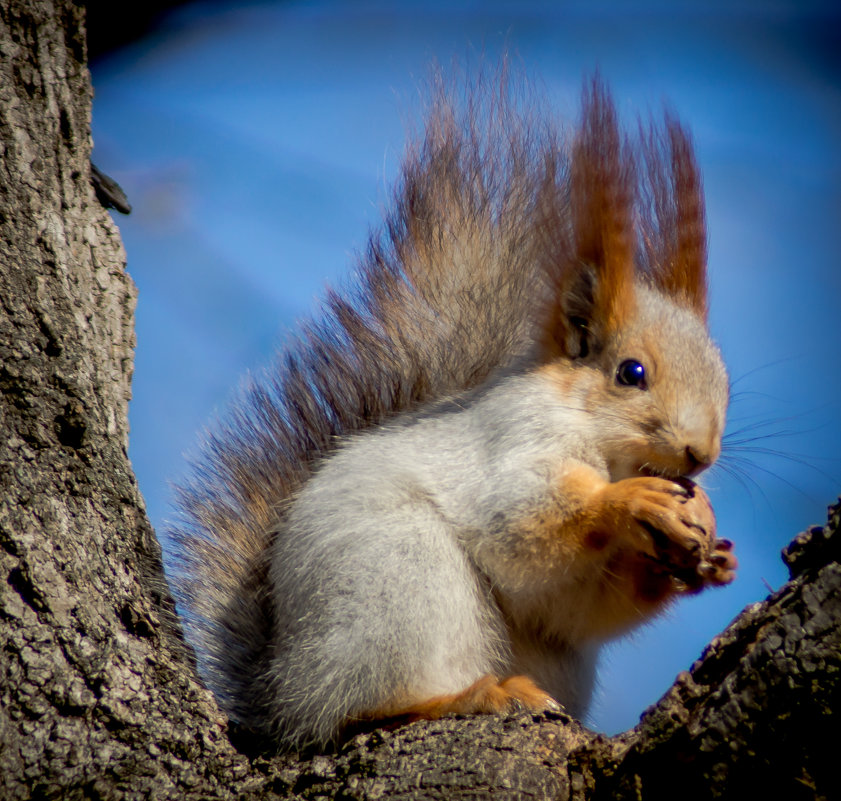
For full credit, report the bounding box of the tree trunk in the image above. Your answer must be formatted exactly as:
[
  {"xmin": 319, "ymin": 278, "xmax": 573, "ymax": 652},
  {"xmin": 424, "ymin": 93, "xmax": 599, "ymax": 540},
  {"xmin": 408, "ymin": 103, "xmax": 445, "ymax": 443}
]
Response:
[
  {"xmin": 0, "ymin": 1, "xmax": 246, "ymax": 797},
  {"xmin": 0, "ymin": 2, "xmax": 837, "ymax": 799}
]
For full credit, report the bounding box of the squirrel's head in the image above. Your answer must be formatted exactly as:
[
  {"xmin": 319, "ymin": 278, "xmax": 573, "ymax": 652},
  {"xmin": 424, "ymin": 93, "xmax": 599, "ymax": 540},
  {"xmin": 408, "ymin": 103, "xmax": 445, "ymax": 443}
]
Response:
[
  {"xmin": 562, "ymin": 281, "xmax": 728, "ymax": 481},
  {"xmin": 537, "ymin": 77, "xmax": 727, "ymax": 481}
]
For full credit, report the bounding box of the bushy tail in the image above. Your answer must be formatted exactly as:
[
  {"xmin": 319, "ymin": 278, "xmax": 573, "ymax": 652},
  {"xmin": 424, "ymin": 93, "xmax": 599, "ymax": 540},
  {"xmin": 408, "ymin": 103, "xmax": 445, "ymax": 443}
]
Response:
[{"xmin": 169, "ymin": 71, "xmax": 565, "ymax": 733}]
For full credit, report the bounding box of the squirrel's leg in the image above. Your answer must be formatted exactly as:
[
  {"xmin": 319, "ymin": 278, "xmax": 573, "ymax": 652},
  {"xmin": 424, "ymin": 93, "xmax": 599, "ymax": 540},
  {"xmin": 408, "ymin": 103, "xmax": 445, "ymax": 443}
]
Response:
[
  {"xmin": 557, "ymin": 465, "xmax": 737, "ymax": 620},
  {"xmin": 362, "ymin": 674, "xmax": 559, "ymax": 727},
  {"xmin": 489, "ymin": 463, "xmax": 737, "ymax": 642},
  {"xmin": 561, "ymin": 464, "xmax": 733, "ymax": 584}
]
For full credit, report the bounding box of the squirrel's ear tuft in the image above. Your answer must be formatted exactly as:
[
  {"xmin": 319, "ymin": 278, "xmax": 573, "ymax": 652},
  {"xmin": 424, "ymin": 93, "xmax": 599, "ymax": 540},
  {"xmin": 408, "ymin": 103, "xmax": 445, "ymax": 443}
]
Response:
[
  {"xmin": 538, "ymin": 77, "xmax": 636, "ymax": 361},
  {"xmin": 638, "ymin": 115, "xmax": 708, "ymax": 319}
]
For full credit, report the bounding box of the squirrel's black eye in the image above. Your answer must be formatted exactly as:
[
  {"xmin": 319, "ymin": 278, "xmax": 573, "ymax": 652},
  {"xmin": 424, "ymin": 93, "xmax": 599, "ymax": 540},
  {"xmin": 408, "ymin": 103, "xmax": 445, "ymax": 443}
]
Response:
[{"xmin": 616, "ymin": 359, "xmax": 647, "ymax": 389}]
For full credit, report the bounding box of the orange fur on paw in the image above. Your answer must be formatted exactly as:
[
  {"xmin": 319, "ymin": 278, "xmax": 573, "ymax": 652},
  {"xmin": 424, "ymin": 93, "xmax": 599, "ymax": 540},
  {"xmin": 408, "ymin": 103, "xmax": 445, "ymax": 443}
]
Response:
[
  {"xmin": 600, "ymin": 480, "xmax": 736, "ymax": 596},
  {"xmin": 370, "ymin": 674, "xmax": 559, "ymax": 726},
  {"xmin": 554, "ymin": 468, "xmax": 737, "ymax": 627},
  {"xmin": 591, "ymin": 476, "xmax": 716, "ymax": 569}
]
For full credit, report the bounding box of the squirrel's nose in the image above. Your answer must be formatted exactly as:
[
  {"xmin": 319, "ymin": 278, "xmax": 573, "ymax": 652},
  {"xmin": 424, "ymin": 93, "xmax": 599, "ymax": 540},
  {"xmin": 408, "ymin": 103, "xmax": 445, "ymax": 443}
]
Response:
[{"xmin": 684, "ymin": 445, "xmax": 712, "ymax": 477}]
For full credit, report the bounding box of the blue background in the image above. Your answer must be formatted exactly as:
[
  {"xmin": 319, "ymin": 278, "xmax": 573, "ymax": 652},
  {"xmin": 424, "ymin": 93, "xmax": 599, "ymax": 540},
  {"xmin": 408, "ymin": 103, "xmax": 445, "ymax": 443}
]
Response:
[{"xmin": 91, "ymin": 0, "xmax": 841, "ymax": 735}]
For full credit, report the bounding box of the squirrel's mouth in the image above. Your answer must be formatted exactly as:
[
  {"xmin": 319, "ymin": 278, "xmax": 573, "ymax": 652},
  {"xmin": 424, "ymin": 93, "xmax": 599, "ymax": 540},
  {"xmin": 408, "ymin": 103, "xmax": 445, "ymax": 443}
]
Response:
[
  {"xmin": 609, "ymin": 456, "xmax": 689, "ymax": 482},
  {"xmin": 637, "ymin": 465, "xmax": 667, "ymax": 477},
  {"xmin": 634, "ymin": 464, "xmax": 688, "ymax": 481}
]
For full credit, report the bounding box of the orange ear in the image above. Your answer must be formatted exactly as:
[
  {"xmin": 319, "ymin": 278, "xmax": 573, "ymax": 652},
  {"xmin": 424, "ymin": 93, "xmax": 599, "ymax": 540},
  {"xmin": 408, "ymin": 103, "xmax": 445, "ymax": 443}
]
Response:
[
  {"xmin": 539, "ymin": 78, "xmax": 636, "ymax": 361},
  {"xmin": 639, "ymin": 115, "xmax": 708, "ymax": 319}
]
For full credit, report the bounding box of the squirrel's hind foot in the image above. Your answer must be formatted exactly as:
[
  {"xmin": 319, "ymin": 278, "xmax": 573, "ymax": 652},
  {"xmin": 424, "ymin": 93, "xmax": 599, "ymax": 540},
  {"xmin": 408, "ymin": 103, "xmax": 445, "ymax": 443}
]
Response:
[{"xmin": 362, "ymin": 674, "xmax": 559, "ymax": 730}]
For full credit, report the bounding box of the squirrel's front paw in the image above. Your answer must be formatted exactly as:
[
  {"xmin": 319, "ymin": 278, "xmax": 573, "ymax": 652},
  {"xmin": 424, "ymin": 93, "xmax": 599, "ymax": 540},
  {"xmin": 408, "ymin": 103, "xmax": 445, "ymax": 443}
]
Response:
[
  {"xmin": 597, "ymin": 476, "xmax": 735, "ymax": 585},
  {"xmin": 602, "ymin": 476, "xmax": 710, "ymax": 561},
  {"xmin": 697, "ymin": 537, "xmax": 738, "ymax": 587},
  {"xmin": 618, "ymin": 477, "xmax": 736, "ymax": 590}
]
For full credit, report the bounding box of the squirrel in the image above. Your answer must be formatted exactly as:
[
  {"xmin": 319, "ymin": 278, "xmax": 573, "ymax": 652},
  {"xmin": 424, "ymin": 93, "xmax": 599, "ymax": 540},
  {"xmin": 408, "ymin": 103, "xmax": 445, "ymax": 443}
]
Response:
[{"xmin": 170, "ymin": 74, "xmax": 738, "ymax": 752}]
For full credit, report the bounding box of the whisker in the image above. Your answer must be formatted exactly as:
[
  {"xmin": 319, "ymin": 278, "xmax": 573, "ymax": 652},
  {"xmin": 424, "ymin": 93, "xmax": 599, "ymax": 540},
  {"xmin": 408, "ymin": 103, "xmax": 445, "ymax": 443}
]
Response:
[{"xmin": 728, "ymin": 356, "xmax": 804, "ymax": 390}]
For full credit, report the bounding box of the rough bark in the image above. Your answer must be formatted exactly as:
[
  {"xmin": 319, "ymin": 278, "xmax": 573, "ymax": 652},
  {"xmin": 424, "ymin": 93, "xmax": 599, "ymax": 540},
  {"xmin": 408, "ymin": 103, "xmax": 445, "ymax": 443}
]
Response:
[
  {"xmin": 0, "ymin": 2, "xmax": 837, "ymax": 799},
  {"xmin": 0, "ymin": 1, "xmax": 246, "ymax": 798}
]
